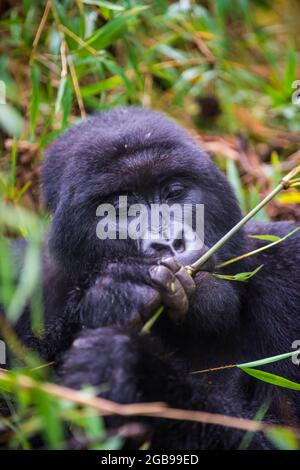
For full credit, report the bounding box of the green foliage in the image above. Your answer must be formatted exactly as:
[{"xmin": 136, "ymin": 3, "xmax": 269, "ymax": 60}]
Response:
[
  {"xmin": 239, "ymin": 399, "xmax": 271, "ymax": 450},
  {"xmin": 240, "ymin": 368, "xmax": 300, "ymax": 391},
  {"xmin": 1, "ymin": 0, "xmax": 300, "ymax": 141},
  {"xmin": 214, "ymin": 264, "xmax": 263, "ymax": 281},
  {"xmin": 266, "ymin": 427, "xmax": 300, "ymax": 450}
]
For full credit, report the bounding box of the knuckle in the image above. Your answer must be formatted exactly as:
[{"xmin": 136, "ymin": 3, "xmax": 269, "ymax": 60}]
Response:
[
  {"xmin": 160, "ymin": 256, "xmax": 181, "ymax": 273},
  {"xmin": 149, "ymin": 264, "xmax": 174, "ymax": 287}
]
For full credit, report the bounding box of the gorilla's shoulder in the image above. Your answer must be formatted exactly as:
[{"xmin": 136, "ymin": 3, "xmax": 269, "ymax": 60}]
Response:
[
  {"xmin": 245, "ymin": 219, "xmax": 300, "ymax": 274},
  {"xmin": 245, "ymin": 220, "xmax": 299, "ymax": 239}
]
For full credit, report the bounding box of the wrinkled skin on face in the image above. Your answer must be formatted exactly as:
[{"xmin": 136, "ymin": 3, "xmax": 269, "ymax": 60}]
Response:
[{"xmin": 10, "ymin": 107, "xmax": 300, "ymax": 449}]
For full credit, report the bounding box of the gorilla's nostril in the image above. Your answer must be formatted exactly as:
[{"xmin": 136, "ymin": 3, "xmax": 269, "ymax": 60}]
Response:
[
  {"xmin": 173, "ymin": 238, "xmax": 185, "ymax": 253},
  {"xmin": 151, "ymin": 243, "xmax": 170, "ymax": 253},
  {"xmin": 146, "ymin": 242, "xmax": 174, "ymax": 258}
]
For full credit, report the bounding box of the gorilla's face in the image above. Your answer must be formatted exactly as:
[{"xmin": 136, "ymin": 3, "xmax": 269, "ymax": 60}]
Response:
[
  {"xmin": 43, "ymin": 107, "xmax": 246, "ymax": 282},
  {"xmin": 95, "ymin": 177, "xmax": 207, "ymax": 267}
]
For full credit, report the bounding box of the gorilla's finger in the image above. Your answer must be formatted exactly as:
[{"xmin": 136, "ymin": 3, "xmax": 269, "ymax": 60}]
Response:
[
  {"xmin": 159, "ymin": 256, "xmax": 181, "ymax": 273},
  {"xmin": 149, "ymin": 265, "xmax": 188, "ymax": 322},
  {"xmin": 160, "ymin": 257, "xmax": 196, "ymax": 299},
  {"xmin": 174, "ymin": 267, "xmax": 196, "ymax": 298},
  {"xmin": 135, "ymin": 284, "xmax": 161, "ymax": 324},
  {"xmin": 149, "ymin": 265, "xmax": 176, "ymax": 291},
  {"xmin": 160, "ymin": 277, "xmax": 189, "ymax": 322}
]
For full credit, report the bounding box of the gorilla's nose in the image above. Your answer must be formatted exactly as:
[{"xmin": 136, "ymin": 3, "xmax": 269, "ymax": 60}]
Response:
[
  {"xmin": 141, "ymin": 238, "xmax": 215, "ymax": 272},
  {"xmin": 141, "ymin": 237, "xmax": 185, "ymax": 258}
]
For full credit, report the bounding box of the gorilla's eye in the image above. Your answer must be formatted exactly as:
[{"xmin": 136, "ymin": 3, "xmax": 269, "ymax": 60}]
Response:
[{"xmin": 165, "ymin": 183, "xmax": 185, "ymax": 200}]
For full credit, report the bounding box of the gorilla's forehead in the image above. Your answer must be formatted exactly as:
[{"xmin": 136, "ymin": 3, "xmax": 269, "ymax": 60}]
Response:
[
  {"xmin": 84, "ymin": 145, "xmax": 204, "ymax": 196},
  {"xmin": 43, "ymin": 107, "xmax": 219, "ymax": 211}
]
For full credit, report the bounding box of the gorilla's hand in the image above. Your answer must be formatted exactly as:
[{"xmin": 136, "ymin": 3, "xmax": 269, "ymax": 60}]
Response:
[
  {"xmin": 60, "ymin": 327, "xmax": 141, "ymax": 400},
  {"xmin": 59, "ymin": 327, "xmax": 171, "ymax": 442},
  {"xmin": 60, "ymin": 326, "xmax": 174, "ymax": 404},
  {"xmin": 79, "ymin": 257, "xmax": 195, "ymax": 329}
]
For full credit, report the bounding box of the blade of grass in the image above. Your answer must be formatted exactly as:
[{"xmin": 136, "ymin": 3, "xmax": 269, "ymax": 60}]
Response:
[
  {"xmin": 85, "ymin": 6, "xmax": 148, "ymax": 50},
  {"xmin": 9, "ymin": 137, "xmax": 17, "ymax": 195},
  {"xmin": 29, "ymin": 63, "xmax": 40, "ymax": 140},
  {"xmin": 238, "ymin": 399, "xmax": 271, "ymax": 450},
  {"xmin": 237, "ymin": 350, "xmax": 300, "ymax": 369}
]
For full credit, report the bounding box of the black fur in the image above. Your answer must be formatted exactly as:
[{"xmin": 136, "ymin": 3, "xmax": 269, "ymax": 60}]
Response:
[{"xmin": 11, "ymin": 108, "xmax": 300, "ymax": 448}]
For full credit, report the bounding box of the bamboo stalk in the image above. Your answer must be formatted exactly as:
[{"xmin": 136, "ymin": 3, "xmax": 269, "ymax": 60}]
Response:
[{"xmin": 141, "ymin": 164, "xmax": 300, "ymax": 334}]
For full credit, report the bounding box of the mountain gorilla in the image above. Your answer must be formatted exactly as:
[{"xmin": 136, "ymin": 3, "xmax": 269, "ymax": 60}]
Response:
[{"xmin": 13, "ymin": 107, "xmax": 300, "ymax": 449}]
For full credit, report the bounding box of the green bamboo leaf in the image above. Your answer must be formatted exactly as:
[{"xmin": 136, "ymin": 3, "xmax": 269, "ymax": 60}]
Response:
[
  {"xmin": 214, "ymin": 264, "xmax": 263, "ymax": 282},
  {"xmin": 85, "ymin": 6, "xmax": 147, "ymax": 50},
  {"xmin": 80, "ymin": 76, "xmax": 122, "ymax": 97},
  {"xmin": 249, "ymin": 234, "xmax": 281, "ymax": 242},
  {"xmin": 219, "ymin": 227, "xmax": 300, "ymax": 269},
  {"xmin": 29, "ymin": 63, "xmax": 40, "ymax": 139},
  {"xmin": 241, "ymin": 368, "xmax": 300, "ymax": 391}
]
